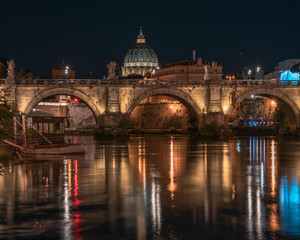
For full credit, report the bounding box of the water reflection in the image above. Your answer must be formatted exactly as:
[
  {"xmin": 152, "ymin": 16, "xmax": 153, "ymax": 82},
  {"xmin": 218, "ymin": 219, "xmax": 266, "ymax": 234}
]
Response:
[{"xmin": 0, "ymin": 136, "xmax": 299, "ymax": 239}]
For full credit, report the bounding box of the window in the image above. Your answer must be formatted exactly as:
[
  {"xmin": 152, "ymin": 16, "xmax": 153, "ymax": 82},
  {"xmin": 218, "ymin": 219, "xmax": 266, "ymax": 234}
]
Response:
[
  {"xmin": 49, "ymin": 123, "xmax": 54, "ymax": 133},
  {"xmin": 55, "ymin": 123, "xmax": 61, "ymax": 133},
  {"xmin": 33, "ymin": 123, "xmax": 38, "ymax": 131},
  {"xmin": 43, "ymin": 123, "xmax": 49, "ymax": 133},
  {"xmin": 39, "ymin": 123, "xmax": 43, "ymax": 133}
]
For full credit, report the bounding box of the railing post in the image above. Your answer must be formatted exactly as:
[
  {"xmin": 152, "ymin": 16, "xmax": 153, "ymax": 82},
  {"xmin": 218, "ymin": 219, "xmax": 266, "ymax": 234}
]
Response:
[
  {"xmin": 276, "ymin": 80, "xmax": 280, "ymax": 86},
  {"xmin": 14, "ymin": 116, "xmax": 17, "ymax": 144},
  {"xmin": 22, "ymin": 115, "xmax": 27, "ymax": 147}
]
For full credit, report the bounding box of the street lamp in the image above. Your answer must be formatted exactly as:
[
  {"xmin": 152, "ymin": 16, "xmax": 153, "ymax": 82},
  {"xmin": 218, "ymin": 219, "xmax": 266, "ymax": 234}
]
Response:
[
  {"xmin": 65, "ymin": 66, "xmax": 69, "ymax": 79},
  {"xmin": 248, "ymin": 70, "xmax": 252, "ymax": 80}
]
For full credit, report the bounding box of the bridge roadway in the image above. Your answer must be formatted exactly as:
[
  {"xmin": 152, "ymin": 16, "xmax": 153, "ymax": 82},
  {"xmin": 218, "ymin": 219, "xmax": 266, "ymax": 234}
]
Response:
[{"xmin": 1, "ymin": 78, "xmax": 300, "ymax": 129}]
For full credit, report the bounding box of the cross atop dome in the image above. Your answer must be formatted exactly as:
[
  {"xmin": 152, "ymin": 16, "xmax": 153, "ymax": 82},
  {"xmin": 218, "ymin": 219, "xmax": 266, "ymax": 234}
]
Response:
[{"xmin": 137, "ymin": 27, "xmax": 145, "ymax": 44}]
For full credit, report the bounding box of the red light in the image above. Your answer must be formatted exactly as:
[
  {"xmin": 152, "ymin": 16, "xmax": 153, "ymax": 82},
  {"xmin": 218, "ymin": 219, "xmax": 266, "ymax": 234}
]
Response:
[{"xmin": 73, "ymin": 98, "xmax": 79, "ymax": 103}]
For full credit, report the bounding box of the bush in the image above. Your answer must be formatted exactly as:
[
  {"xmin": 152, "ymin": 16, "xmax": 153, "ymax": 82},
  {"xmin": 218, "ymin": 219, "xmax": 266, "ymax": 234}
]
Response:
[
  {"xmin": 0, "ymin": 104, "xmax": 13, "ymax": 141},
  {"xmin": 201, "ymin": 122, "xmax": 233, "ymax": 138},
  {"xmin": 119, "ymin": 115, "xmax": 130, "ymax": 129},
  {"xmin": 201, "ymin": 122, "xmax": 220, "ymax": 137},
  {"xmin": 273, "ymin": 107, "xmax": 288, "ymax": 134}
]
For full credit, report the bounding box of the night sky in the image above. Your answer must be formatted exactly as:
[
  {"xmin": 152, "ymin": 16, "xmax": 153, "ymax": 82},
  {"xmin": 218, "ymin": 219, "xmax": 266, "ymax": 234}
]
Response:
[{"xmin": 2, "ymin": 0, "xmax": 300, "ymax": 78}]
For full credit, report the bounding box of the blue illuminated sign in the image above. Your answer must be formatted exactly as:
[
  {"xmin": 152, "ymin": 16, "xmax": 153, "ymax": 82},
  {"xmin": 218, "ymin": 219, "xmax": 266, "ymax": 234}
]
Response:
[{"xmin": 280, "ymin": 70, "xmax": 299, "ymax": 85}]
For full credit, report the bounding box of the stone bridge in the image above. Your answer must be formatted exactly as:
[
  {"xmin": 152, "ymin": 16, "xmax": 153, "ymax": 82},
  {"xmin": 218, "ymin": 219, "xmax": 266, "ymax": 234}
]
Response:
[{"xmin": 1, "ymin": 79, "xmax": 300, "ymax": 129}]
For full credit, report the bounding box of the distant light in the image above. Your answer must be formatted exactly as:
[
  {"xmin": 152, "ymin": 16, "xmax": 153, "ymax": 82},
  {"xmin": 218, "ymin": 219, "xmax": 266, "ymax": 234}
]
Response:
[
  {"xmin": 248, "ymin": 70, "xmax": 252, "ymax": 75},
  {"xmin": 257, "ymin": 67, "xmax": 260, "ymax": 72},
  {"xmin": 271, "ymin": 101, "xmax": 276, "ymax": 105},
  {"xmin": 170, "ymin": 105, "xmax": 173, "ymax": 108},
  {"xmin": 73, "ymin": 98, "xmax": 79, "ymax": 103},
  {"xmin": 251, "ymin": 95, "xmax": 254, "ymax": 98},
  {"xmin": 66, "ymin": 66, "xmax": 69, "ymax": 70},
  {"xmin": 223, "ymin": 105, "xmax": 228, "ymax": 111}
]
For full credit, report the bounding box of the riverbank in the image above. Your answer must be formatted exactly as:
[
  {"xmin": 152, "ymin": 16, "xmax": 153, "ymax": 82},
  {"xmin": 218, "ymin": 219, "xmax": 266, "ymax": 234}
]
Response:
[{"xmin": 94, "ymin": 126, "xmax": 300, "ymax": 139}]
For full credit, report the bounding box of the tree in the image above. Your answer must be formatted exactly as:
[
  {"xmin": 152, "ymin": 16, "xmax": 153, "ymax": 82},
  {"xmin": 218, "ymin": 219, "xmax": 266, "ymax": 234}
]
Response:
[
  {"xmin": 14, "ymin": 69, "xmax": 34, "ymax": 81},
  {"xmin": 15, "ymin": 69, "xmax": 24, "ymax": 81},
  {"xmin": 0, "ymin": 104, "xmax": 14, "ymax": 174},
  {"xmin": 0, "ymin": 62, "xmax": 6, "ymax": 79},
  {"xmin": 0, "ymin": 103, "xmax": 13, "ymax": 141},
  {"xmin": 25, "ymin": 69, "xmax": 33, "ymax": 79},
  {"xmin": 273, "ymin": 107, "xmax": 287, "ymax": 130}
]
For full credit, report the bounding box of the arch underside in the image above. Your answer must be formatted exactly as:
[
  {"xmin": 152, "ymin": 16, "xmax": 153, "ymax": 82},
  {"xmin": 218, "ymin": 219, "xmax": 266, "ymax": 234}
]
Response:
[
  {"xmin": 127, "ymin": 88, "xmax": 201, "ymax": 122},
  {"xmin": 24, "ymin": 88, "xmax": 101, "ymax": 125},
  {"xmin": 228, "ymin": 88, "xmax": 300, "ymax": 128}
]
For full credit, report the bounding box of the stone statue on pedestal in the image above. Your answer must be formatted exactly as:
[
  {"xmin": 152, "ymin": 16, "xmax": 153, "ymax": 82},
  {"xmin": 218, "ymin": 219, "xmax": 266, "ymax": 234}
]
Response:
[
  {"xmin": 7, "ymin": 60, "xmax": 15, "ymax": 76},
  {"xmin": 211, "ymin": 61, "xmax": 217, "ymax": 71},
  {"xmin": 196, "ymin": 58, "xmax": 203, "ymax": 66},
  {"xmin": 204, "ymin": 64, "xmax": 211, "ymax": 80},
  {"xmin": 6, "ymin": 59, "xmax": 15, "ymax": 84},
  {"xmin": 107, "ymin": 61, "xmax": 117, "ymax": 80}
]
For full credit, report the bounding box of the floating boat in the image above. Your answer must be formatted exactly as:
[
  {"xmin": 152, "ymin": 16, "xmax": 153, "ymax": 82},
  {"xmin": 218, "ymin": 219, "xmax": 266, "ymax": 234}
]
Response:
[
  {"xmin": 24, "ymin": 144, "xmax": 85, "ymax": 156},
  {"xmin": 3, "ymin": 115, "xmax": 86, "ymax": 157}
]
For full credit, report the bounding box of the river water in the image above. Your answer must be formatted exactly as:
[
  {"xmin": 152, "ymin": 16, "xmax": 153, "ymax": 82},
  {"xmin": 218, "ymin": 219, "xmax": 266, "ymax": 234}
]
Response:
[{"xmin": 0, "ymin": 136, "xmax": 299, "ymax": 240}]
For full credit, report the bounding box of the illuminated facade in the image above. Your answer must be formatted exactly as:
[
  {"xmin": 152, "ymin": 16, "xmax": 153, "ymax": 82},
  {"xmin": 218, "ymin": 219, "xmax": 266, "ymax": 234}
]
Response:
[
  {"xmin": 122, "ymin": 28, "xmax": 159, "ymax": 77},
  {"xmin": 149, "ymin": 58, "xmax": 223, "ymax": 83},
  {"xmin": 264, "ymin": 59, "xmax": 300, "ymax": 84}
]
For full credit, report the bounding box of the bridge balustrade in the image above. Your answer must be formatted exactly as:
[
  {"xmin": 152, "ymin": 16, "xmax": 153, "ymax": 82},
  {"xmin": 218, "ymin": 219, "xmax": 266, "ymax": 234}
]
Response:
[
  {"xmin": 228, "ymin": 79, "xmax": 300, "ymax": 87},
  {"xmin": 0, "ymin": 78, "xmax": 299, "ymax": 87}
]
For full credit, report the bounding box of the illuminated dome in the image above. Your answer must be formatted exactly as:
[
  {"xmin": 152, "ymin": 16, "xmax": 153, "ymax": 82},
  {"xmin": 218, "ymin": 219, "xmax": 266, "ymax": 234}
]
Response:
[{"xmin": 122, "ymin": 28, "xmax": 159, "ymax": 77}]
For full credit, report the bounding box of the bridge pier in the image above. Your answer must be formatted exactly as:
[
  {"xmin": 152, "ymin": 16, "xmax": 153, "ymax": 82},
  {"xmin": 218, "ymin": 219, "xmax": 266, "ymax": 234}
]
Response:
[
  {"xmin": 98, "ymin": 86, "xmax": 123, "ymax": 129},
  {"xmin": 98, "ymin": 113, "xmax": 121, "ymax": 129},
  {"xmin": 204, "ymin": 112, "xmax": 224, "ymax": 127},
  {"xmin": 203, "ymin": 81, "xmax": 225, "ymax": 127}
]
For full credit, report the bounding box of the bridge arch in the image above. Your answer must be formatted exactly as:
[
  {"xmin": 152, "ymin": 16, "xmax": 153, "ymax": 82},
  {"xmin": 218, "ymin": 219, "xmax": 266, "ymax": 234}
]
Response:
[
  {"xmin": 126, "ymin": 87, "xmax": 202, "ymax": 128},
  {"xmin": 24, "ymin": 88, "xmax": 102, "ymax": 126},
  {"xmin": 227, "ymin": 88, "xmax": 300, "ymax": 128}
]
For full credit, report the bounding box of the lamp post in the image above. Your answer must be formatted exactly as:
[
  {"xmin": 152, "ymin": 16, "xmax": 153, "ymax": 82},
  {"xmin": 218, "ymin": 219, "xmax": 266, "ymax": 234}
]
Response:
[
  {"xmin": 65, "ymin": 66, "xmax": 69, "ymax": 79},
  {"xmin": 256, "ymin": 66, "xmax": 261, "ymax": 80}
]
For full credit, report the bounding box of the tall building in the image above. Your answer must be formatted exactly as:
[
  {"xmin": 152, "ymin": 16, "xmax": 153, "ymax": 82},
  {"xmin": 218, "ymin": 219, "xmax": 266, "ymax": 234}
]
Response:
[{"xmin": 122, "ymin": 28, "xmax": 159, "ymax": 77}]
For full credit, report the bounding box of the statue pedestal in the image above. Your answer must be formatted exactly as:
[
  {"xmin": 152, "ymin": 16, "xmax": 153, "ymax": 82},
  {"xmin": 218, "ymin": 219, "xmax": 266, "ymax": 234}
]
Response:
[
  {"xmin": 6, "ymin": 76, "xmax": 15, "ymax": 84},
  {"xmin": 208, "ymin": 84, "xmax": 222, "ymax": 113}
]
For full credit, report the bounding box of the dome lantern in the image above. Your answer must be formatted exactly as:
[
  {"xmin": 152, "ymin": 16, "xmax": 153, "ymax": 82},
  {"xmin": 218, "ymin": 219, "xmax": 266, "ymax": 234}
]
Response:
[{"xmin": 137, "ymin": 27, "xmax": 146, "ymax": 44}]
